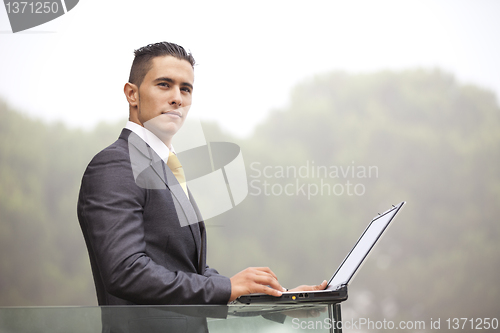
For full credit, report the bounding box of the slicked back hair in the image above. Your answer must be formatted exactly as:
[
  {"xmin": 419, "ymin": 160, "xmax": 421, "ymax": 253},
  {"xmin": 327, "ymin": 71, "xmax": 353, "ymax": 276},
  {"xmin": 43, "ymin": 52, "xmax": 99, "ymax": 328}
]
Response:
[{"xmin": 128, "ymin": 42, "xmax": 195, "ymax": 87}]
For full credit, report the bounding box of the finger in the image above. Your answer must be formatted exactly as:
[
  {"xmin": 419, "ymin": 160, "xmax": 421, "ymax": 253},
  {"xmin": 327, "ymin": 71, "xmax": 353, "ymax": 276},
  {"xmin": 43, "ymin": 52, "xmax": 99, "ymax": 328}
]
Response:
[
  {"xmin": 253, "ymin": 267, "xmax": 279, "ymax": 281},
  {"xmin": 260, "ymin": 284, "xmax": 283, "ymax": 297},
  {"xmin": 252, "ymin": 273, "xmax": 283, "ymax": 292},
  {"xmin": 250, "ymin": 268, "xmax": 283, "ymax": 291},
  {"xmin": 309, "ymin": 280, "xmax": 328, "ymax": 291},
  {"xmin": 267, "ymin": 278, "xmax": 284, "ymax": 292}
]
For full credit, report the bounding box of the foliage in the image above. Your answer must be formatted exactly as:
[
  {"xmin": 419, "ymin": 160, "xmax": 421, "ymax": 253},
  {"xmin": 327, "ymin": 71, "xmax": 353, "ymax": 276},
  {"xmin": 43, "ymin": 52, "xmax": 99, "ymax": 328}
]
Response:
[
  {"xmin": 1, "ymin": 69, "xmax": 499, "ymax": 328},
  {"xmin": 208, "ymin": 69, "xmax": 500, "ymax": 322},
  {"xmin": 0, "ymin": 102, "xmax": 123, "ymax": 305}
]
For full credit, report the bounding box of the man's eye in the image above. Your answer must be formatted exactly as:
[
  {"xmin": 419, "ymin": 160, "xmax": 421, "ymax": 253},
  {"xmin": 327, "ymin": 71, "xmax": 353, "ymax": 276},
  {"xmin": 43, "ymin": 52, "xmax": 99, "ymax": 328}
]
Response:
[
  {"xmin": 158, "ymin": 82, "xmax": 168, "ymax": 87},
  {"xmin": 181, "ymin": 87, "xmax": 192, "ymax": 93}
]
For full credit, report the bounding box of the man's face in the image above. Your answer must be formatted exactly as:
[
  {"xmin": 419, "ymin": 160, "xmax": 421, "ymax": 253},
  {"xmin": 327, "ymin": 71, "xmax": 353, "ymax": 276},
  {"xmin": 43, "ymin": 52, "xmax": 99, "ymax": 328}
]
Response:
[{"xmin": 130, "ymin": 55, "xmax": 194, "ymax": 144}]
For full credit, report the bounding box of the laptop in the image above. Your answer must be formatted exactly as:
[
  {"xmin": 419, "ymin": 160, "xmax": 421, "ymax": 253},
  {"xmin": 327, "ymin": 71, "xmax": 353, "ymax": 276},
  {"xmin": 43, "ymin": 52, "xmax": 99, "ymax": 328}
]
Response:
[{"xmin": 236, "ymin": 201, "xmax": 405, "ymax": 305}]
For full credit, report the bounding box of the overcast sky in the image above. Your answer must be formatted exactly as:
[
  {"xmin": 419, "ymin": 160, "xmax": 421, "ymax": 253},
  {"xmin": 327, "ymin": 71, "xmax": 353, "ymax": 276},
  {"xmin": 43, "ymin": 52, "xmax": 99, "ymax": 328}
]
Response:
[{"xmin": 1, "ymin": 0, "xmax": 499, "ymax": 137}]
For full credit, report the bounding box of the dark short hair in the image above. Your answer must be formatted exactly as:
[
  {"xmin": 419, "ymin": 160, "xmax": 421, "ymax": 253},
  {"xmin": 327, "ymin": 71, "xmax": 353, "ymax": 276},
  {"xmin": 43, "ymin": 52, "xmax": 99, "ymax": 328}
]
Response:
[{"xmin": 128, "ymin": 42, "xmax": 196, "ymax": 87}]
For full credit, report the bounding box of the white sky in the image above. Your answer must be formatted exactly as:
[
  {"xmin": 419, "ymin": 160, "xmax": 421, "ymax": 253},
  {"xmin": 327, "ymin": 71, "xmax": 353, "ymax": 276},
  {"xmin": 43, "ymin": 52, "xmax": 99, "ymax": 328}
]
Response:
[{"xmin": 1, "ymin": 0, "xmax": 499, "ymax": 137}]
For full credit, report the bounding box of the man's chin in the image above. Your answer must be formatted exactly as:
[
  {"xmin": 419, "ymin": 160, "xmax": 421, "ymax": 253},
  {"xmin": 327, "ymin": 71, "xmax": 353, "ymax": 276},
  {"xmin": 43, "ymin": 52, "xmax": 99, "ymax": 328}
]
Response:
[{"xmin": 144, "ymin": 120, "xmax": 182, "ymax": 145}]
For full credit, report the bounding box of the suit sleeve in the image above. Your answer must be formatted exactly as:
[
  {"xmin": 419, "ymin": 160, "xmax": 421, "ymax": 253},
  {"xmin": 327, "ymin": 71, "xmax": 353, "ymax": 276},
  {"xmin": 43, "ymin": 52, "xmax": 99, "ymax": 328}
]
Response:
[
  {"xmin": 78, "ymin": 145, "xmax": 232, "ymax": 305},
  {"xmin": 204, "ymin": 266, "xmax": 223, "ymax": 278}
]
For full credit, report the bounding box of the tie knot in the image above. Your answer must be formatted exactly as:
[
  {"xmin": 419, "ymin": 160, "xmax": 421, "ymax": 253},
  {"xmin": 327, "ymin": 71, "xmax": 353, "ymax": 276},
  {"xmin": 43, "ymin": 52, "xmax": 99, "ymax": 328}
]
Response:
[{"xmin": 167, "ymin": 151, "xmax": 182, "ymax": 170}]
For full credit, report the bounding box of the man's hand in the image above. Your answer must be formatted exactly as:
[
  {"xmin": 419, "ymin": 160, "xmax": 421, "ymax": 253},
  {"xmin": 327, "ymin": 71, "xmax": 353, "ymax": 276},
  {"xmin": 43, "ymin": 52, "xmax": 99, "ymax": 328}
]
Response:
[
  {"xmin": 229, "ymin": 267, "xmax": 284, "ymax": 302},
  {"xmin": 288, "ymin": 280, "xmax": 328, "ymax": 293},
  {"xmin": 282, "ymin": 280, "xmax": 328, "ymax": 318}
]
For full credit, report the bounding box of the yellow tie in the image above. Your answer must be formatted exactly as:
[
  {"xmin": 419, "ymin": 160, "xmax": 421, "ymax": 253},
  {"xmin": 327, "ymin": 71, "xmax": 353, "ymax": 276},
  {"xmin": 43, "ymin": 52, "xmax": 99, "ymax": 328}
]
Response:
[{"xmin": 166, "ymin": 152, "xmax": 188, "ymax": 196}]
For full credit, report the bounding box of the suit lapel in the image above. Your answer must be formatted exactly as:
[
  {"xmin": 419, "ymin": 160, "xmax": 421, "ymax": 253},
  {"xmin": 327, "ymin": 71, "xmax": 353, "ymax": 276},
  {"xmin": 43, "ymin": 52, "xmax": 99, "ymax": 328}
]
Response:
[
  {"xmin": 159, "ymin": 161, "xmax": 203, "ymax": 272},
  {"xmin": 189, "ymin": 194, "xmax": 206, "ymax": 274},
  {"xmin": 127, "ymin": 131, "xmax": 203, "ymax": 268}
]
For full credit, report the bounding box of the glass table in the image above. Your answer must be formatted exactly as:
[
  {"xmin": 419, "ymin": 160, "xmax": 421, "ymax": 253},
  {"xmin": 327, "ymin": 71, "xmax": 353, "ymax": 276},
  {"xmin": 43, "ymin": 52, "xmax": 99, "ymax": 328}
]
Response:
[{"xmin": 0, "ymin": 302, "xmax": 343, "ymax": 333}]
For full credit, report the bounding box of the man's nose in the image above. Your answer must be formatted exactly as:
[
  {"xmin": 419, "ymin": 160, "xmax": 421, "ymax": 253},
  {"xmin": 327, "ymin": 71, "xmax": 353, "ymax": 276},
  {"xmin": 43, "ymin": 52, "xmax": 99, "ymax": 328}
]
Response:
[{"xmin": 169, "ymin": 87, "xmax": 182, "ymax": 107}]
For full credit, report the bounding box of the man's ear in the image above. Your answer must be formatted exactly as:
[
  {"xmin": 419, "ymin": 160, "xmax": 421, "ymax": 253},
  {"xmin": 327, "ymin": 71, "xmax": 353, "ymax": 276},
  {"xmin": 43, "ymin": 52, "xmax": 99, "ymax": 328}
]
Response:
[{"xmin": 124, "ymin": 82, "xmax": 139, "ymax": 107}]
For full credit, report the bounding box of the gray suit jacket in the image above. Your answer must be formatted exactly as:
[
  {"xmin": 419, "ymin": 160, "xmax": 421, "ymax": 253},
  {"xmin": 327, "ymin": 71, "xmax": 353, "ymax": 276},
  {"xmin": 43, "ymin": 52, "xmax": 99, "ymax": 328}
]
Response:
[{"xmin": 77, "ymin": 129, "xmax": 231, "ymax": 305}]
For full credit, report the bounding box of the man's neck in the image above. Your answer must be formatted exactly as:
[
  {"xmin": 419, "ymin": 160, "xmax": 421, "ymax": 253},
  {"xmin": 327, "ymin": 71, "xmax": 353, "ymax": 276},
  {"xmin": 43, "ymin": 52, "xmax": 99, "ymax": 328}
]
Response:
[{"xmin": 125, "ymin": 121, "xmax": 173, "ymax": 162}]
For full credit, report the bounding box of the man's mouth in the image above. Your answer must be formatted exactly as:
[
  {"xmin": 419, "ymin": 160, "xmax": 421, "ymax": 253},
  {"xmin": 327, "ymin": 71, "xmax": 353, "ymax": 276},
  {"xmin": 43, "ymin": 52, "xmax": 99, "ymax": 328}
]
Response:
[{"xmin": 162, "ymin": 110, "xmax": 182, "ymax": 118}]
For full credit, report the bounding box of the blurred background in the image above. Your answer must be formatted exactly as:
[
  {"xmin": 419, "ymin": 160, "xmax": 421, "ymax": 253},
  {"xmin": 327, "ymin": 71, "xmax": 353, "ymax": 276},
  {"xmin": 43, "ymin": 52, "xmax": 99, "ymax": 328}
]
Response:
[{"xmin": 1, "ymin": 0, "xmax": 499, "ymax": 331}]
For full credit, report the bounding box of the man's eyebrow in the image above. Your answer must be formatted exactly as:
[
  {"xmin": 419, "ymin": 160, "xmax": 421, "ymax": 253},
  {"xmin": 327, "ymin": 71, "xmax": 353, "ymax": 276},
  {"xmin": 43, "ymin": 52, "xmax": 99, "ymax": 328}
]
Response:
[{"xmin": 154, "ymin": 77, "xmax": 193, "ymax": 90}]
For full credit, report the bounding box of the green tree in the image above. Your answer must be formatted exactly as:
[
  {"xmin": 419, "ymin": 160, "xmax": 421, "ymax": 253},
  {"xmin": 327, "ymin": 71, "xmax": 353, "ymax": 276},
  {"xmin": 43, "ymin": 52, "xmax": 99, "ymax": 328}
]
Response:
[{"xmin": 1, "ymin": 68, "xmax": 499, "ymax": 329}]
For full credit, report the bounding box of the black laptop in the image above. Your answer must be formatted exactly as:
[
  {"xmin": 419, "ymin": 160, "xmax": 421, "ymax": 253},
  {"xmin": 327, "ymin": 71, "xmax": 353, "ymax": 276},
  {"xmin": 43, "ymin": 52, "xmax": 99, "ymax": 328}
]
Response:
[{"xmin": 236, "ymin": 202, "xmax": 405, "ymax": 305}]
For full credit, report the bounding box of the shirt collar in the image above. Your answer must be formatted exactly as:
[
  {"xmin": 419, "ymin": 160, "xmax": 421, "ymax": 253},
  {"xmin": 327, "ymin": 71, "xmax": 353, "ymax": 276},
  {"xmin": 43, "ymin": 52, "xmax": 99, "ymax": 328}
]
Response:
[{"xmin": 125, "ymin": 121, "xmax": 174, "ymax": 164}]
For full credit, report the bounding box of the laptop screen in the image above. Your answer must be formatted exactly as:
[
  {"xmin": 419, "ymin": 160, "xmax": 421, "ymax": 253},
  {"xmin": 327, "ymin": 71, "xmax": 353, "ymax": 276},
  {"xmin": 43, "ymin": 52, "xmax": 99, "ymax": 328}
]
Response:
[{"xmin": 326, "ymin": 203, "xmax": 402, "ymax": 290}]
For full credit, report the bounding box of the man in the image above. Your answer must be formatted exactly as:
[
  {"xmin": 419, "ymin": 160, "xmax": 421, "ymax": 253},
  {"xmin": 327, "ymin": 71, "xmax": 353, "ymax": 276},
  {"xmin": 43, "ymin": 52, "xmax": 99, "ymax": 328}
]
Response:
[{"xmin": 77, "ymin": 42, "xmax": 326, "ymax": 307}]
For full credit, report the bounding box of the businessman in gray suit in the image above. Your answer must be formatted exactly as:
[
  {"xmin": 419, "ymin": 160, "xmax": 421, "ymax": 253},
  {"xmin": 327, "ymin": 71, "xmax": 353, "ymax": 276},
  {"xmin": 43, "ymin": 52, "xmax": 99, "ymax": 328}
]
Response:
[{"xmin": 77, "ymin": 42, "xmax": 326, "ymax": 309}]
